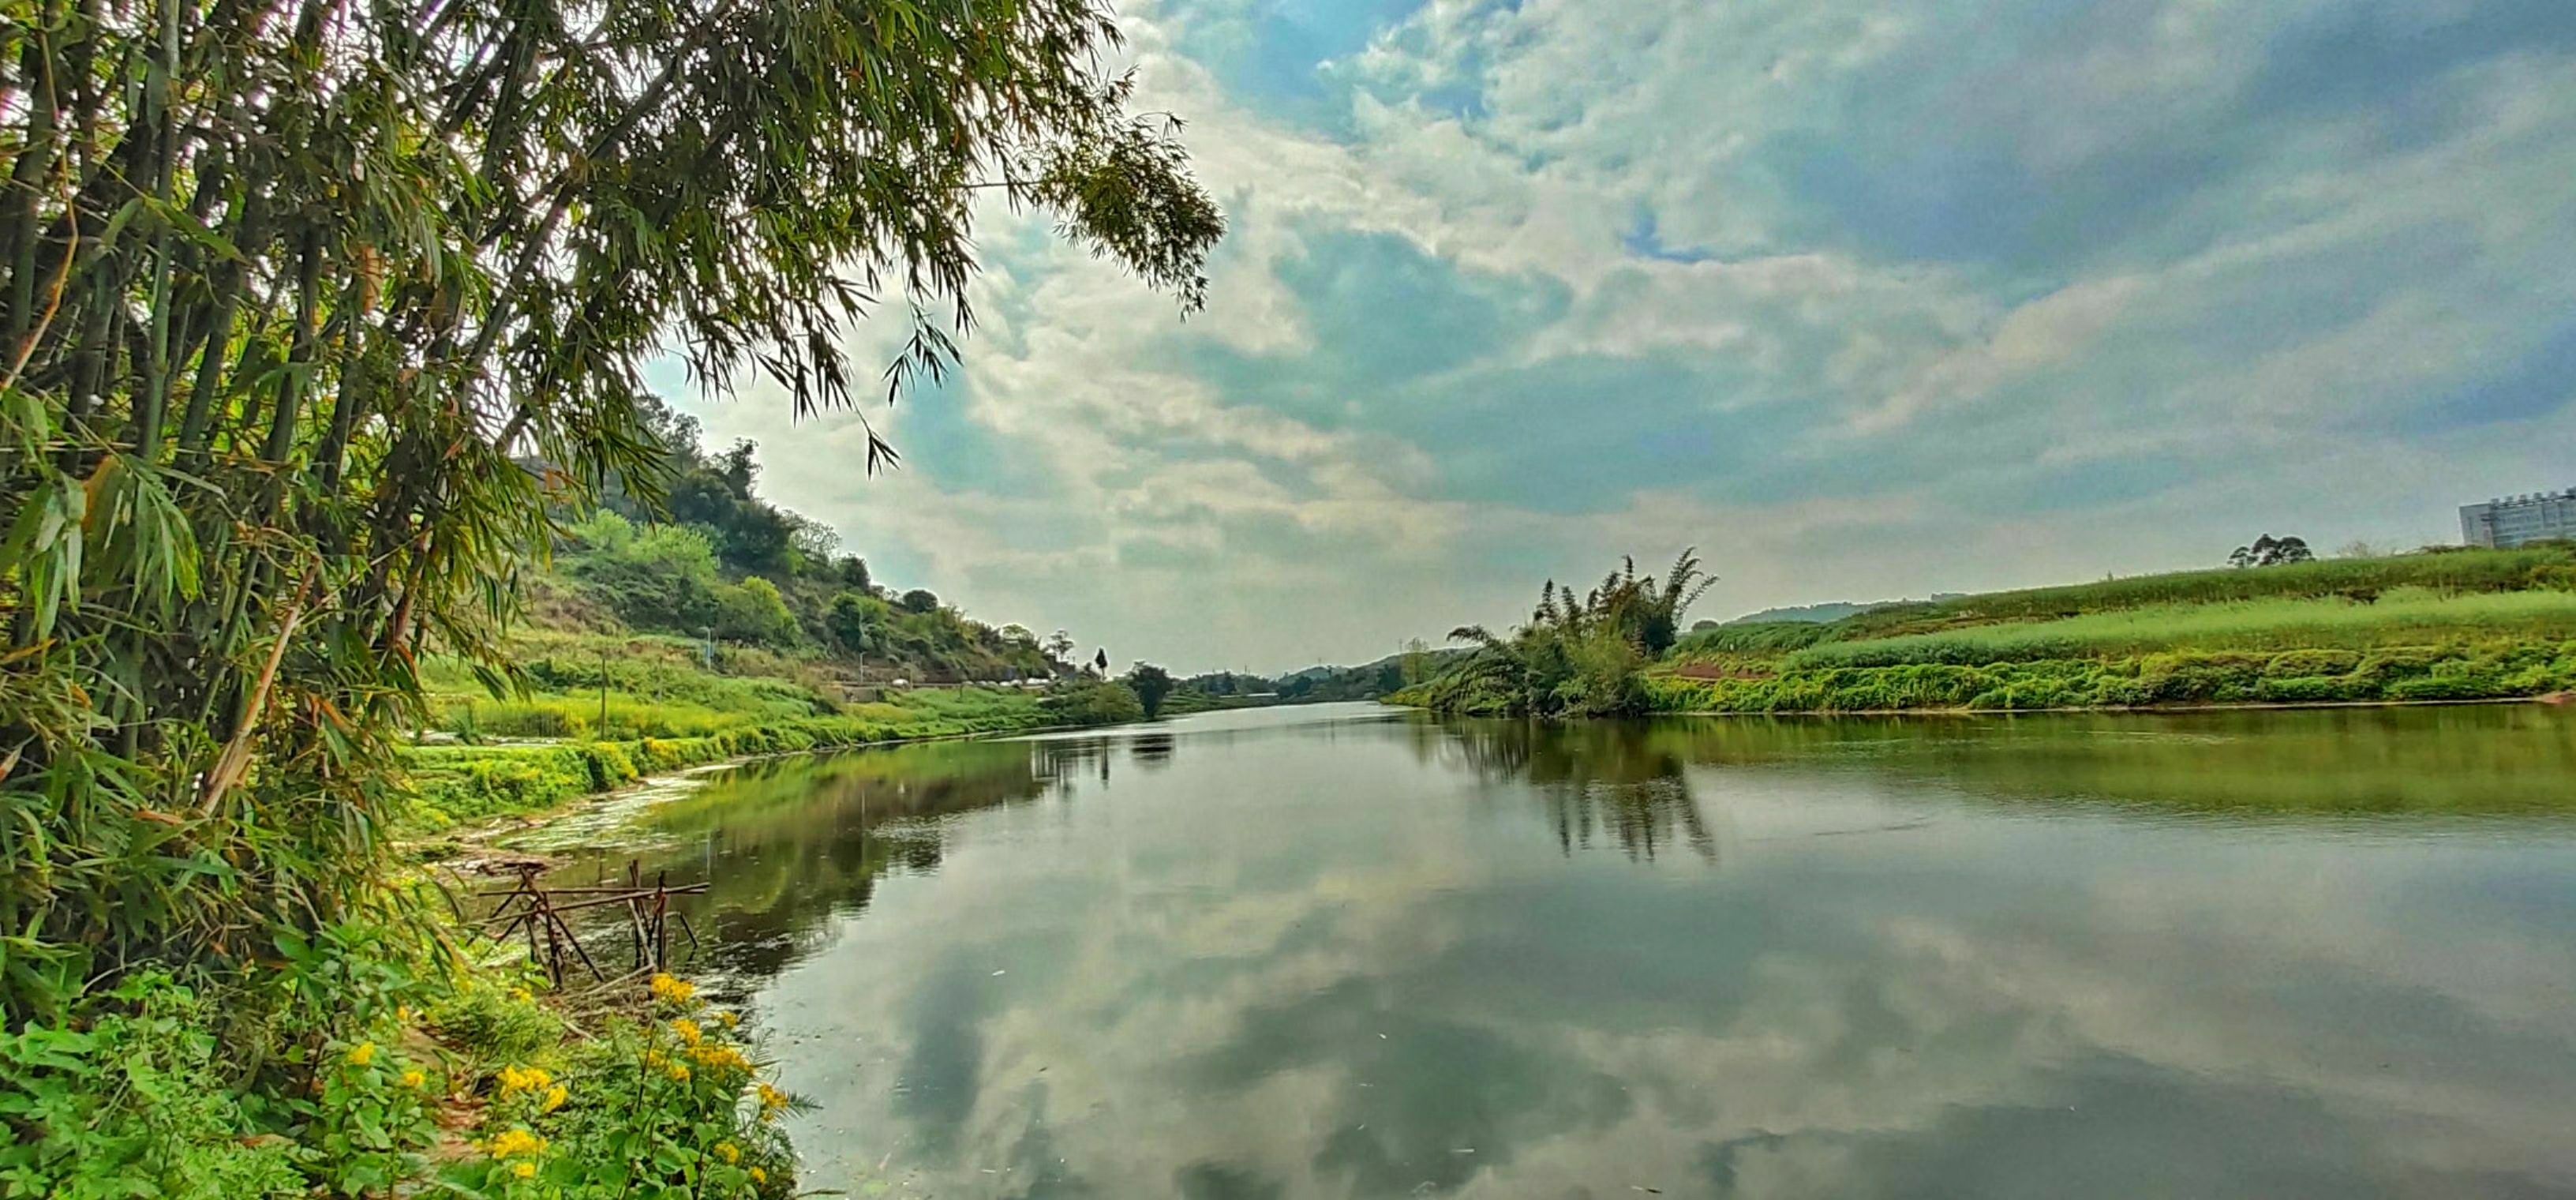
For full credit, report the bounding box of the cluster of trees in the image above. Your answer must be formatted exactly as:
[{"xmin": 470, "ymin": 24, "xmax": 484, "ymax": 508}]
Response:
[
  {"xmin": 551, "ymin": 403, "xmax": 1078, "ymax": 681},
  {"xmin": 1413, "ymin": 551, "xmax": 1717, "ymax": 717},
  {"xmin": 2230, "ymin": 534, "xmax": 2316, "ymax": 568}
]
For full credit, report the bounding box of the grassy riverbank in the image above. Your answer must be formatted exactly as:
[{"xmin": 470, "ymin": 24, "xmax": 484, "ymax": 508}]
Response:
[
  {"xmin": 1398, "ymin": 547, "xmax": 2576, "ymax": 716},
  {"xmin": 403, "ymin": 630, "xmax": 1141, "ymax": 829}
]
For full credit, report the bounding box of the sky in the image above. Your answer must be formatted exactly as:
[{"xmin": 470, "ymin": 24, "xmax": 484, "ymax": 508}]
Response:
[{"xmin": 657, "ymin": 0, "xmax": 2576, "ymax": 674}]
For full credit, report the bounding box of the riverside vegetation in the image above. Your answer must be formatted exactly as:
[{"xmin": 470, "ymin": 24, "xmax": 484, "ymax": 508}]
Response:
[
  {"xmin": 1398, "ymin": 546, "xmax": 2576, "ymax": 717},
  {"xmin": 0, "ymin": 0, "xmax": 1219, "ymax": 1192},
  {"xmin": 402, "ymin": 420, "xmax": 1168, "ymax": 831}
]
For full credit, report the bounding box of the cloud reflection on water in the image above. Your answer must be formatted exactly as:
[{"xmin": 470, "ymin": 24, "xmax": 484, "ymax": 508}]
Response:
[{"xmin": 585, "ymin": 704, "xmax": 2576, "ymax": 1197}]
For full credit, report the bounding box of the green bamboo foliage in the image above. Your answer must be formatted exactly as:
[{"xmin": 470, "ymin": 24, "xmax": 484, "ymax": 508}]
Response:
[
  {"xmin": 0, "ymin": 0, "xmax": 1220, "ymax": 1023},
  {"xmin": 1425, "ymin": 550, "xmax": 1717, "ymax": 717}
]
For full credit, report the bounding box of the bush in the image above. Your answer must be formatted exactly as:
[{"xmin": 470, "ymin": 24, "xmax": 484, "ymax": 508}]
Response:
[
  {"xmin": 1043, "ymin": 681, "xmax": 1145, "ymax": 726},
  {"xmin": 439, "ymin": 977, "xmax": 797, "ymax": 1199},
  {"xmin": 2256, "ymin": 676, "xmax": 2349, "ymax": 703},
  {"xmin": 2266, "ymin": 649, "xmax": 2363, "ymax": 677},
  {"xmin": 0, "ymin": 976, "xmax": 307, "ymax": 1198}
]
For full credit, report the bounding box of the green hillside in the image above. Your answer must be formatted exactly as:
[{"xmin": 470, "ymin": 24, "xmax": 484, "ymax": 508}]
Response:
[
  {"xmin": 1398, "ymin": 546, "xmax": 2576, "ymax": 717},
  {"xmin": 399, "ymin": 400, "xmax": 1158, "ymax": 827},
  {"xmin": 537, "ymin": 398, "xmax": 1082, "ymax": 684},
  {"xmin": 1652, "ymin": 547, "xmax": 2576, "ymax": 714}
]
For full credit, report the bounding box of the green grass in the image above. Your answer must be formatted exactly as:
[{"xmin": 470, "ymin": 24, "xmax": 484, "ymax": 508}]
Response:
[
  {"xmin": 1612, "ymin": 548, "xmax": 2576, "ymax": 716},
  {"xmin": 402, "ymin": 684, "xmax": 1060, "ymax": 829},
  {"xmin": 404, "ymin": 621, "xmax": 1091, "ymax": 830},
  {"xmin": 1646, "ymin": 640, "xmax": 2576, "ymax": 714},
  {"xmin": 1783, "ymin": 588, "xmax": 2576, "ymax": 669},
  {"xmin": 1835, "ymin": 547, "xmax": 2575, "ymax": 639},
  {"xmin": 417, "ymin": 631, "xmax": 850, "ymax": 740},
  {"xmin": 1673, "ymin": 621, "xmax": 1840, "ymax": 658}
]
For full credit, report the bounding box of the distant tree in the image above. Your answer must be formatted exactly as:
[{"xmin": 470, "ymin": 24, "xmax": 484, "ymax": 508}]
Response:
[
  {"xmin": 827, "ymin": 592, "xmax": 887, "ymax": 655},
  {"xmin": 1046, "ymin": 630, "xmax": 1077, "ymax": 662},
  {"xmin": 786, "ymin": 516, "xmax": 841, "ymax": 574},
  {"xmin": 2229, "ymin": 534, "xmax": 2315, "ymax": 568},
  {"xmin": 1128, "ymin": 664, "xmax": 1177, "ymax": 718},
  {"xmin": 716, "ymin": 440, "xmax": 761, "ymax": 498},
  {"xmin": 836, "ymin": 556, "xmax": 874, "ymax": 591},
  {"xmin": 1093, "ymin": 648, "xmax": 1110, "ymax": 674},
  {"xmin": 713, "ymin": 577, "xmax": 800, "ymax": 645},
  {"xmin": 1402, "ymin": 637, "xmax": 1432, "ymax": 685},
  {"xmin": 1690, "ymin": 619, "xmax": 1721, "ymax": 632},
  {"xmin": 899, "ymin": 588, "xmax": 942, "ymax": 614},
  {"xmin": 1636, "ymin": 548, "xmax": 1719, "ymax": 654}
]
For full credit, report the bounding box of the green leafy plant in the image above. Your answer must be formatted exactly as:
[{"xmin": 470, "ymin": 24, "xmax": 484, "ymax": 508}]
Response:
[{"xmin": 0, "ymin": 975, "xmax": 305, "ymax": 1198}]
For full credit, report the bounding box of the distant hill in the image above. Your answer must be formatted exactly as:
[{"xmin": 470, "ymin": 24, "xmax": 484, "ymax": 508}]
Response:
[
  {"xmin": 1212, "ymin": 651, "xmax": 1467, "ymax": 704},
  {"xmin": 535, "ymin": 396, "xmax": 1076, "ymax": 684},
  {"xmin": 1719, "ymin": 594, "xmax": 1964, "ymax": 626}
]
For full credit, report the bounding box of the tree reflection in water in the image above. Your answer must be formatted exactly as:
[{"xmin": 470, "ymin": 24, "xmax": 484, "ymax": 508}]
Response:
[
  {"xmin": 1430, "ymin": 718, "xmax": 1718, "ymax": 863},
  {"xmin": 564, "ymin": 737, "xmax": 1109, "ymax": 981},
  {"xmin": 1129, "ymin": 733, "xmax": 1178, "ymax": 770}
]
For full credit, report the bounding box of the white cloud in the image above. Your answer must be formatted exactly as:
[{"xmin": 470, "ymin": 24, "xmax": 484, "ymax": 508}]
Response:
[{"xmin": 665, "ymin": 0, "xmax": 2576, "ymax": 669}]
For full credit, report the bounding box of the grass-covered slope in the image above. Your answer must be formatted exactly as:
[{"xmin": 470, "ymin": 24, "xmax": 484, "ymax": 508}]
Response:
[
  {"xmin": 1649, "ymin": 548, "xmax": 2576, "ymax": 714},
  {"xmin": 401, "ymin": 628, "xmax": 1136, "ymax": 829}
]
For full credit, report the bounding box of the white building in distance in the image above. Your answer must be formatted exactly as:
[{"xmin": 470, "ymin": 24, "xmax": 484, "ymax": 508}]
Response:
[{"xmin": 2460, "ymin": 489, "xmax": 2576, "ymax": 548}]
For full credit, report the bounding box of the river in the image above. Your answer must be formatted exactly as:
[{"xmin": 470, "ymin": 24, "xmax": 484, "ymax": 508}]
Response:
[{"xmin": 548, "ymin": 702, "xmax": 2576, "ymax": 1198}]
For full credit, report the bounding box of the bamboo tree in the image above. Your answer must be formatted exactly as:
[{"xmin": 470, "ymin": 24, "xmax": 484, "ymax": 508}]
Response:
[{"xmin": 0, "ymin": 0, "xmax": 1221, "ymax": 1027}]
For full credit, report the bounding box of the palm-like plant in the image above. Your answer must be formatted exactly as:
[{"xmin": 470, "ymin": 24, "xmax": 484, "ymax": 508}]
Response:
[{"xmin": 1427, "ymin": 549, "xmax": 1717, "ymax": 716}]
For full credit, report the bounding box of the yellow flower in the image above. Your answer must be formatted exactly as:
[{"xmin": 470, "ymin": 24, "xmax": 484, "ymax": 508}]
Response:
[
  {"xmin": 510, "ymin": 986, "xmax": 534, "ymax": 1003},
  {"xmin": 669, "ymin": 1018, "xmax": 702, "ymax": 1046},
  {"xmin": 714, "ymin": 1141, "xmax": 740, "ymax": 1164},
  {"xmin": 511, "ymin": 1161, "xmax": 537, "ymax": 1179},
  {"xmin": 397, "ymin": 1005, "xmax": 415, "ymax": 1024},
  {"xmin": 666, "ymin": 1062, "xmax": 691, "ymax": 1082},
  {"xmin": 485, "ymin": 1128, "xmax": 549, "ymax": 1159},
  {"xmin": 751, "ymin": 1166, "xmax": 768, "ymax": 1184},
  {"xmin": 541, "ymin": 1083, "xmax": 567, "ymax": 1113},
  {"xmin": 643, "ymin": 1050, "xmax": 666, "ymax": 1069},
  {"xmin": 717, "ymin": 1011, "xmax": 740, "ymax": 1029},
  {"xmin": 346, "ymin": 1041, "xmax": 376, "ymax": 1067},
  {"xmin": 496, "ymin": 1063, "xmax": 555, "ymax": 1097},
  {"xmin": 401, "ymin": 1068, "xmax": 427, "ymax": 1089},
  {"xmin": 649, "ymin": 973, "xmax": 697, "ymax": 1004},
  {"xmin": 689, "ymin": 1043, "xmax": 750, "ymax": 1074},
  {"xmin": 756, "ymin": 1081, "xmax": 792, "ymax": 1121}
]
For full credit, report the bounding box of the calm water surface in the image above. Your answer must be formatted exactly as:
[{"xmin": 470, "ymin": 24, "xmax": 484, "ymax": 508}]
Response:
[{"xmin": 556, "ymin": 703, "xmax": 2576, "ymax": 1198}]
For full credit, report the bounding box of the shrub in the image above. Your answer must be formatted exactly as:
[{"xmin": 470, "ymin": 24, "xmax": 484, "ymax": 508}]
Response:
[
  {"xmin": 2387, "ymin": 673, "xmax": 2504, "ymax": 701},
  {"xmin": 0, "ymin": 976, "xmax": 306, "ymax": 1198},
  {"xmin": 2266, "ymin": 649, "xmax": 2362, "ymax": 677},
  {"xmin": 2256, "ymin": 676, "xmax": 2349, "ymax": 703},
  {"xmin": 442, "ymin": 979, "xmax": 797, "ymax": 1199},
  {"xmin": 1043, "ymin": 681, "xmax": 1145, "ymax": 726}
]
